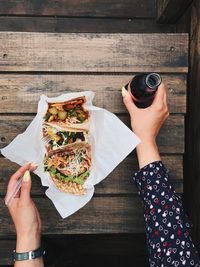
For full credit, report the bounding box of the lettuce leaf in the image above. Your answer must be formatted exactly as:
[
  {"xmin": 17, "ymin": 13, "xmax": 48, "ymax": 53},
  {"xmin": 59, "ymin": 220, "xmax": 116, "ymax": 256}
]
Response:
[{"xmin": 46, "ymin": 166, "xmax": 90, "ymax": 185}]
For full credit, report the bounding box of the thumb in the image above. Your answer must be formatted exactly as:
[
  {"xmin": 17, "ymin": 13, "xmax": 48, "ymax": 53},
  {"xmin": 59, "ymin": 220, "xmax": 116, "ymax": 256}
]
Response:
[
  {"xmin": 152, "ymin": 83, "xmax": 166, "ymax": 108},
  {"xmin": 20, "ymin": 170, "xmax": 32, "ymax": 202},
  {"xmin": 122, "ymin": 87, "xmax": 138, "ymax": 114}
]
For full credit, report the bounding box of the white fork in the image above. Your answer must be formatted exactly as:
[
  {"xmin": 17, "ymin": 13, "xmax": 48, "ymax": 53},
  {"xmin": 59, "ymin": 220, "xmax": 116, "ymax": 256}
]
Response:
[{"xmin": 42, "ymin": 135, "xmax": 51, "ymax": 144}]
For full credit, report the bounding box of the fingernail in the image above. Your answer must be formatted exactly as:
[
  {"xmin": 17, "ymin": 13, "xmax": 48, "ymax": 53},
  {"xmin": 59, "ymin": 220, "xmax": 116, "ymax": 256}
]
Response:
[
  {"xmin": 23, "ymin": 170, "xmax": 31, "ymax": 182},
  {"xmin": 30, "ymin": 163, "xmax": 38, "ymax": 168},
  {"xmin": 121, "ymin": 86, "xmax": 128, "ymax": 97}
]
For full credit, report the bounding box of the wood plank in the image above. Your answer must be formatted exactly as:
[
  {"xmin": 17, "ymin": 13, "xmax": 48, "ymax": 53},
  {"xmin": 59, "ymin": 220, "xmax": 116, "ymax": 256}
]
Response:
[
  {"xmin": 0, "ymin": 114, "xmax": 184, "ymax": 153},
  {"xmin": 0, "ymin": 74, "xmax": 186, "ymax": 114},
  {"xmin": 0, "ymin": 240, "xmax": 13, "ymax": 266},
  {"xmin": 156, "ymin": 115, "xmax": 184, "ymax": 154},
  {"xmin": 121, "ymin": 115, "xmax": 184, "ymax": 154},
  {"xmin": 0, "ymin": 196, "xmax": 145, "ymax": 236},
  {"xmin": 0, "ymin": 32, "xmax": 188, "ymax": 72},
  {"xmin": 1, "ymin": 255, "xmax": 149, "ymax": 267},
  {"xmin": 0, "ymin": 235, "xmax": 148, "ymax": 266},
  {"xmin": 0, "ymin": 17, "xmax": 176, "ymax": 33},
  {"xmin": 184, "ymin": 0, "xmax": 200, "ymax": 253},
  {"xmin": 157, "ymin": 0, "xmax": 193, "ymax": 24},
  {"xmin": 175, "ymin": 4, "xmax": 192, "ymax": 33},
  {"xmin": 0, "ymin": 0, "xmax": 155, "ymax": 18},
  {"xmin": 0, "ymin": 155, "xmax": 183, "ymax": 197}
]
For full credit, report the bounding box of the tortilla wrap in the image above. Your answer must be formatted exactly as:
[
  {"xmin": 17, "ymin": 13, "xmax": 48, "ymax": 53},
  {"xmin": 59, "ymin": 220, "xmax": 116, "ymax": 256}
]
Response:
[
  {"xmin": 44, "ymin": 122, "xmax": 89, "ymax": 133},
  {"xmin": 45, "ymin": 143, "xmax": 91, "ymax": 195},
  {"xmin": 49, "ymin": 96, "xmax": 86, "ymax": 107},
  {"xmin": 45, "ymin": 96, "xmax": 89, "ymax": 130},
  {"xmin": 43, "ymin": 124, "xmax": 89, "ymax": 152},
  {"xmin": 45, "ymin": 120, "xmax": 89, "ymax": 131},
  {"xmin": 50, "ymin": 174, "xmax": 86, "ymax": 195},
  {"xmin": 47, "ymin": 142, "xmax": 91, "ymax": 157}
]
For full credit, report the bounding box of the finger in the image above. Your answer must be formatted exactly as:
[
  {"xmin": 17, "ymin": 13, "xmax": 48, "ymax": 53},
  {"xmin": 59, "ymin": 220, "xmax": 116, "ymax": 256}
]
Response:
[
  {"xmin": 122, "ymin": 87, "xmax": 138, "ymax": 114},
  {"xmin": 6, "ymin": 163, "xmax": 37, "ymax": 195},
  {"xmin": 163, "ymin": 85, "xmax": 168, "ymax": 106},
  {"xmin": 161, "ymin": 85, "xmax": 169, "ymax": 115},
  {"xmin": 152, "ymin": 83, "xmax": 166, "ymax": 107},
  {"xmin": 14, "ymin": 191, "xmax": 20, "ymax": 198},
  {"xmin": 29, "ymin": 163, "xmax": 38, "ymax": 172},
  {"xmin": 6, "ymin": 163, "xmax": 31, "ymax": 194},
  {"xmin": 20, "ymin": 170, "xmax": 32, "ymax": 202}
]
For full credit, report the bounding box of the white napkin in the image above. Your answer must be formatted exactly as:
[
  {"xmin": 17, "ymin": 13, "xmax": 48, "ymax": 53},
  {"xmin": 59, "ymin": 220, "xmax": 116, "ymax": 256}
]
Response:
[{"xmin": 1, "ymin": 91, "xmax": 140, "ymax": 218}]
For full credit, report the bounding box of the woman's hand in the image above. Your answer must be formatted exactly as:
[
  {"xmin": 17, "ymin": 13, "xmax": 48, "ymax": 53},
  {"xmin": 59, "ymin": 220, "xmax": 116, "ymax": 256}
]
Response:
[
  {"xmin": 123, "ymin": 83, "xmax": 169, "ymax": 143},
  {"xmin": 122, "ymin": 83, "xmax": 169, "ymax": 168},
  {"xmin": 5, "ymin": 163, "xmax": 42, "ymax": 253}
]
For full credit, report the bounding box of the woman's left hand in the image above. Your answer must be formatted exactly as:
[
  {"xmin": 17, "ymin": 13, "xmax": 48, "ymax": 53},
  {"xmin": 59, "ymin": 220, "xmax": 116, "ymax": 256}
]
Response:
[{"xmin": 5, "ymin": 163, "xmax": 42, "ymax": 252}]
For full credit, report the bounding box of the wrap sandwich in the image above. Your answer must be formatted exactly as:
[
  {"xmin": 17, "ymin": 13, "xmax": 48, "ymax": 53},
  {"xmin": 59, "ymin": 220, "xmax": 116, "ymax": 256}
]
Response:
[
  {"xmin": 44, "ymin": 143, "xmax": 91, "ymax": 195},
  {"xmin": 43, "ymin": 96, "xmax": 91, "ymax": 195},
  {"xmin": 43, "ymin": 123, "xmax": 89, "ymax": 152},
  {"xmin": 43, "ymin": 96, "xmax": 89, "ymax": 130}
]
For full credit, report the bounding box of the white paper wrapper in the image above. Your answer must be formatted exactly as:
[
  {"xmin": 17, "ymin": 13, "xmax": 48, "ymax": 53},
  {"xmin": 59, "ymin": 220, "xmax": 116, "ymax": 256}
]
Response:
[{"xmin": 1, "ymin": 91, "xmax": 140, "ymax": 218}]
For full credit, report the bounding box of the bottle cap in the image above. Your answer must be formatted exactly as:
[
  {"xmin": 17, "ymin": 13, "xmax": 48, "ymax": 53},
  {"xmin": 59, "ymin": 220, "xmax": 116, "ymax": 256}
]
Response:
[{"xmin": 145, "ymin": 73, "xmax": 161, "ymax": 90}]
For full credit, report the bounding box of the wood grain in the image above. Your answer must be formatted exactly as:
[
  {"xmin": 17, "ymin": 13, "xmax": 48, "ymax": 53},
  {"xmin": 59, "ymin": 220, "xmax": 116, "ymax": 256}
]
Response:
[
  {"xmin": 0, "ymin": 32, "xmax": 188, "ymax": 72},
  {"xmin": 184, "ymin": 0, "xmax": 200, "ymax": 253},
  {"xmin": 0, "ymin": 196, "xmax": 145, "ymax": 236},
  {"xmin": 0, "ymin": 74, "xmax": 186, "ymax": 114},
  {"xmin": 0, "ymin": 17, "xmax": 175, "ymax": 33},
  {"xmin": 157, "ymin": 0, "xmax": 193, "ymax": 24},
  {"xmin": 0, "ymin": 234, "xmax": 148, "ymax": 266},
  {"xmin": 0, "ymin": 114, "xmax": 184, "ymax": 153},
  {"xmin": 0, "ymin": 0, "xmax": 189, "ymax": 261},
  {"xmin": 0, "ymin": 155, "xmax": 183, "ymax": 197},
  {"xmin": 0, "ymin": 0, "xmax": 156, "ymax": 18}
]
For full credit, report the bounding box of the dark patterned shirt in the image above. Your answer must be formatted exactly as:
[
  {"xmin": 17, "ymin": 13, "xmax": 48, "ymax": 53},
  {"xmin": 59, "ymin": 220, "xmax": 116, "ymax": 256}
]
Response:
[{"xmin": 133, "ymin": 161, "xmax": 200, "ymax": 267}]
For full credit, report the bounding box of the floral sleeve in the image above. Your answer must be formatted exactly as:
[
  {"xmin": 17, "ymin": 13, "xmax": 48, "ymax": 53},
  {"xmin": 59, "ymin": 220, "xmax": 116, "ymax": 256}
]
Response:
[{"xmin": 133, "ymin": 161, "xmax": 200, "ymax": 267}]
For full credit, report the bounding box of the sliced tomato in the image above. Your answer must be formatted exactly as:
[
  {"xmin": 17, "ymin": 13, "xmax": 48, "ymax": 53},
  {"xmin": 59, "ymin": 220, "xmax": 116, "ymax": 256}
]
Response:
[{"xmin": 64, "ymin": 104, "xmax": 75, "ymax": 110}]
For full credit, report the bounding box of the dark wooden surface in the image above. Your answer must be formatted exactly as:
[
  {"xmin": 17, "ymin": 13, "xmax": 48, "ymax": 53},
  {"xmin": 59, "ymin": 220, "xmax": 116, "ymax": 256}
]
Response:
[
  {"xmin": 0, "ymin": 0, "xmax": 156, "ymax": 18},
  {"xmin": 0, "ymin": 17, "xmax": 176, "ymax": 33},
  {"xmin": 184, "ymin": 0, "xmax": 200, "ymax": 253},
  {"xmin": 161, "ymin": 0, "xmax": 200, "ymax": 257},
  {"xmin": 0, "ymin": 1, "xmax": 189, "ymax": 266},
  {"xmin": 0, "ymin": 32, "xmax": 188, "ymax": 72},
  {"xmin": 0, "ymin": 196, "xmax": 145, "ymax": 235},
  {"xmin": 157, "ymin": 0, "xmax": 193, "ymax": 23},
  {"xmin": 0, "ymin": 74, "xmax": 186, "ymax": 113},
  {"xmin": 1, "ymin": 234, "xmax": 149, "ymax": 266},
  {"xmin": 0, "ymin": 0, "xmax": 173, "ymax": 36}
]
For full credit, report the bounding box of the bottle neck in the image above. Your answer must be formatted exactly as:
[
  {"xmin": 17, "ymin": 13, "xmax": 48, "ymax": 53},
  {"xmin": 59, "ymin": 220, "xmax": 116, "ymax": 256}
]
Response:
[{"xmin": 145, "ymin": 73, "xmax": 161, "ymax": 90}]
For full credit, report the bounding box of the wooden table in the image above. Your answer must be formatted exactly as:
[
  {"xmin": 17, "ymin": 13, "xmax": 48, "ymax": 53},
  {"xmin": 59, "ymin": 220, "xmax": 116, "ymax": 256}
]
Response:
[{"xmin": 0, "ymin": 32, "xmax": 188, "ymax": 265}]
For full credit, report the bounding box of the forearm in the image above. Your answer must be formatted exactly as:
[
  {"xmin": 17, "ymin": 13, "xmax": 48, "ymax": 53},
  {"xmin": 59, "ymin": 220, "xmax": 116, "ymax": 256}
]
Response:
[
  {"xmin": 14, "ymin": 235, "xmax": 44, "ymax": 267},
  {"xmin": 133, "ymin": 160, "xmax": 200, "ymax": 265},
  {"xmin": 136, "ymin": 139, "xmax": 161, "ymax": 169}
]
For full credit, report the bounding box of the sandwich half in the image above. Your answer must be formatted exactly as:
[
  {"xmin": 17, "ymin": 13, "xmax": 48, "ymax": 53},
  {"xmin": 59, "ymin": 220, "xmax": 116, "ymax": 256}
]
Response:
[
  {"xmin": 43, "ymin": 96, "xmax": 89, "ymax": 130},
  {"xmin": 43, "ymin": 123, "xmax": 89, "ymax": 152},
  {"xmin": 44, "ymin": 143, "xmax": 91, "ymax": 195}
]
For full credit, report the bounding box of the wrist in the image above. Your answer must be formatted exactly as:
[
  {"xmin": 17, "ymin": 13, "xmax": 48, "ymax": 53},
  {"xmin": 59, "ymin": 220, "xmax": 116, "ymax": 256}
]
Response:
[
  {"xmin": 136, "ymin": 138, "xmax": 161, "ymax": 169},
  {"xmin": 136, "ymin": 136, "xmax": 156, "ymax": 145},
  {"xmin": 16, "ymin": 233, "xmax": 41, "ymax": 253}
]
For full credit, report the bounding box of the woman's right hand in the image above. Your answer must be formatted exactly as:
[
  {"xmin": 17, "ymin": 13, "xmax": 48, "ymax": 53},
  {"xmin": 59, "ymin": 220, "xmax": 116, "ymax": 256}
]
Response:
[
  {"xmin": 123, "ymin": 83, "xmax": 169, "ymax": 143},
  {"xmin": 122, "ymin": 83, "xmax": 169, "ymax": 168}
]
